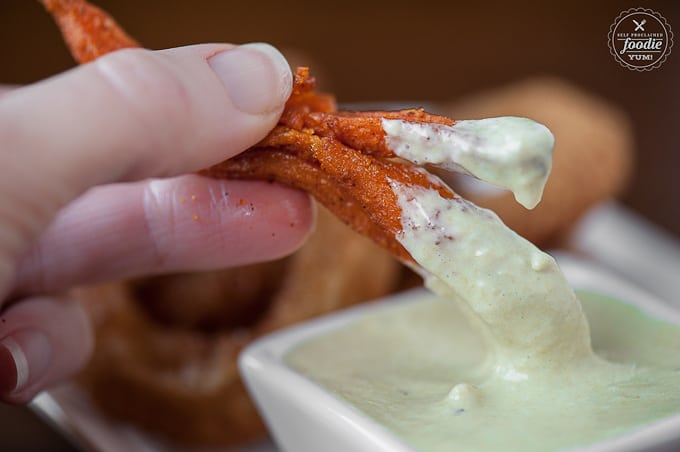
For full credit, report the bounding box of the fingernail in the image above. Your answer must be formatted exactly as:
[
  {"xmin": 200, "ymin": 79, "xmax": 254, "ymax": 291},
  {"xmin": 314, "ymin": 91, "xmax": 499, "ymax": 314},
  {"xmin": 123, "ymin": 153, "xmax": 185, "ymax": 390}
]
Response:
[
  {"xmin": 208, "ymin": 43, "xmax": 292, "ymax": 115},
  {"xmin": 0, "ymin": 330, "xmax": 52, "ymax": 395}
]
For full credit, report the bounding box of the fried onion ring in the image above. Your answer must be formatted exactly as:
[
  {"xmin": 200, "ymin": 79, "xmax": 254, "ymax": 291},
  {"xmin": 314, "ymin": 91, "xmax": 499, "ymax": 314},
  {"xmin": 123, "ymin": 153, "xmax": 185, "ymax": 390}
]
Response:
[{"xmin": 76, "ymin": 205, "xmax": 401, "ymax": 446}]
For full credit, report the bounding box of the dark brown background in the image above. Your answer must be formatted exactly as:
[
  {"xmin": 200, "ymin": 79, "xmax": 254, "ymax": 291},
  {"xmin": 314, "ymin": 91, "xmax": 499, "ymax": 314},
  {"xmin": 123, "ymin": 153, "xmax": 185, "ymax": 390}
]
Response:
[{"xmin": 0, "ymin": 2, "xmax": 678, "ymax": 449}]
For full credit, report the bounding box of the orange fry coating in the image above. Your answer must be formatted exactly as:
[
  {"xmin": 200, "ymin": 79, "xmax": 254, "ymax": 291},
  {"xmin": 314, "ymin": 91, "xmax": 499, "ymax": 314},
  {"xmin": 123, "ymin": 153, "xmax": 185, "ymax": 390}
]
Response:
[
  {"xmin": 279, "ymin": 108, "xmax": 455, "ymax": 157},
  {"xmin": 40, "ymin": 0, "xmax": 460, "ymax": 265},
  {"xmin": 39, "ymin": 0, "xmax": 138, "ymax": 63},
  {"xmin": 206, "ymin": 127, "xmax": 454, "ymax": 263}
]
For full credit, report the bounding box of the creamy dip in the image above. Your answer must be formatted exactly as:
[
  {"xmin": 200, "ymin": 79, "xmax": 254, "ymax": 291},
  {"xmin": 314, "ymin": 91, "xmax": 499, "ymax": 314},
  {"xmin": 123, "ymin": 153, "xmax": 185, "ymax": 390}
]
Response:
[
  {"xmin": 382, "ymin": 117, "xmax": 553, "ymax": 209},
  {"xmin": 285, "ymin": 115, "xmax": 680, "ymax": 450},
  {"xmin": 383, "ymin": 115, "xmax": 591, "ymax": 377},
  {"xmin": 287, "ymin": 291, "xmax": 680, "ymax": 451}
]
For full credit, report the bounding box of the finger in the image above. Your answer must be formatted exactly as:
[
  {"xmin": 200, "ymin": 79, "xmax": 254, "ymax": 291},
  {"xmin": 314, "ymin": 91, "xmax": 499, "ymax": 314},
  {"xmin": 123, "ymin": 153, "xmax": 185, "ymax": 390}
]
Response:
[
  {"xmin": 0, "ymin": 297, "xmax": 93, "ymax": 404},
  {"xmin": 0, "ymin": 85, "xmax": 19, "ymax": 97},
  {"xmin": 12, "ymin": 175, "xmax": 314, "ymax": 296},
  {"xmin": 1, "ymin": 43, "xmax": 292, "ymax": 186},
  {"xmin": 0, "ymin": 43, "xmax": 292, "ymax": 290}
]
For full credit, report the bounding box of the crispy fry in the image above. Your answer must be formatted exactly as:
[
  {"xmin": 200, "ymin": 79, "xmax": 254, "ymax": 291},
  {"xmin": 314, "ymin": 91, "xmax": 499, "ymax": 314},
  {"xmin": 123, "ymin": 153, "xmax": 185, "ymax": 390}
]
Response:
[
  {"xmin": 206, "ymin": 123, "xmax": 456, "ymax": 264},
  {"xmin": 40, "ymin": 0, "xmax": 460, "ymax": 266},
  {"xmin": 38, "ymin": 0, "xmax": 138, "ymax": 63},
  {"xmin": 291, "ymin": 108, "xmax": 454, "ymax": 156}
]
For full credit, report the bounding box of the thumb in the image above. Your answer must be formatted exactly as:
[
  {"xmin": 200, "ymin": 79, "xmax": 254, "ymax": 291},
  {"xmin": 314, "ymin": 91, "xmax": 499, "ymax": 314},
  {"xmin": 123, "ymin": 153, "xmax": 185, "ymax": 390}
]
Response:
[
  {"xmin": 0, "ymin": 42, "xmax": 292, "ymax": 192},
  {"xmin": 0, "ymin": 43, "xmax": 293, "ymax": 293}
]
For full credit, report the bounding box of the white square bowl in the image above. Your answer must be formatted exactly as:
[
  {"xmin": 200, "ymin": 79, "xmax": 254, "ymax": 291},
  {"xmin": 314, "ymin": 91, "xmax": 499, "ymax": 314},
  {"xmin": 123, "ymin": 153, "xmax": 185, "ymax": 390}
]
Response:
[{"xmin": 239, "ymin": 253, "xmax": 680, "ymax": 452}]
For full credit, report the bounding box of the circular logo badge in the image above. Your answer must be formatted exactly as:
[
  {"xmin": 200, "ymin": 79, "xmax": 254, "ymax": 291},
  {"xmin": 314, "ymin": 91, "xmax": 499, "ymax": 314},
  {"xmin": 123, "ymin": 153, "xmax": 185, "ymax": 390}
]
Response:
[{"xmin": 608, "ymin": 8, "xmax": 673, "ymax": 71}]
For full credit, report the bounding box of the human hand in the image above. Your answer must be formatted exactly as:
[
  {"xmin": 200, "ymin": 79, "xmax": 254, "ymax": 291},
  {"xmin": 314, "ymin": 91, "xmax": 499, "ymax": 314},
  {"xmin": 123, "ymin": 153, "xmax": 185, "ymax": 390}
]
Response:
[{"xmin": 0, "ymin": 43, "xmax": 314, "ymax": 403}]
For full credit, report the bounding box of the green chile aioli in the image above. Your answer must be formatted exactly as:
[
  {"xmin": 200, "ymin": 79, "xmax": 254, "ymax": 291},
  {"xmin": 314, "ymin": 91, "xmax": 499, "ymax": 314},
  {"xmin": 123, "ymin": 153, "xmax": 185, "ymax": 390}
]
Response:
[
  {"xmin": 285, "ymin": 117, "xmax": 680, "ymax": 451},
  {"xmin": 287, "ymin": 292, "xmax": 680, "ymax": 451}
]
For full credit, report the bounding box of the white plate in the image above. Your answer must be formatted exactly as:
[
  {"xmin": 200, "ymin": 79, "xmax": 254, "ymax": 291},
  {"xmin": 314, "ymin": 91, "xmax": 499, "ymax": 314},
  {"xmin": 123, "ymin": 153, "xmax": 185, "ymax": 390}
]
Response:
[{"xmin": 31, "ymin": 386, "xmax": 277, "ymax": 452}]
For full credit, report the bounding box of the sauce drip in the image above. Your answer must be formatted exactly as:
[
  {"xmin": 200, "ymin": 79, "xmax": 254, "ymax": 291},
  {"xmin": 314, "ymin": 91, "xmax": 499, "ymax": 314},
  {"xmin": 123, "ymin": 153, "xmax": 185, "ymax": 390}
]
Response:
[{"xmin": 287, "ymin": 116, "xmax": 680, "ymax": 451}]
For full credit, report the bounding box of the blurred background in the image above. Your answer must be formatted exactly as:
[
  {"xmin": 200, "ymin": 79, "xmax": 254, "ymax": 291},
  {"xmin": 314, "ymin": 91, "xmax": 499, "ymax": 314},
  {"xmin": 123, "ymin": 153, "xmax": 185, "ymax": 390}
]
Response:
[{"xmin": 0, "ymin": 0, "xmax": 678, "ymax": 450}]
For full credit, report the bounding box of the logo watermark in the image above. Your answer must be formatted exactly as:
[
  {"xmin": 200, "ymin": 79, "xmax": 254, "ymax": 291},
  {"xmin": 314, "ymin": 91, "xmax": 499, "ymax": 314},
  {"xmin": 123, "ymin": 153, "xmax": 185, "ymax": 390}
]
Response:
[{"xmin": 608, "ymin": 8, "xmax": 673, "ymax": 71}]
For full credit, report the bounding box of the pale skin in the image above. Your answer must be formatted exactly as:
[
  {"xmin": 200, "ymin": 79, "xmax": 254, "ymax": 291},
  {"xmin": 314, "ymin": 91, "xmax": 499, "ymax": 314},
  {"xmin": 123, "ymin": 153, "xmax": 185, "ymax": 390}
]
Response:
[{"xmin": 0, "ymin": 43, "xmax": 314, "ymax": 403}]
